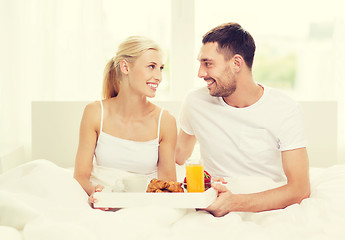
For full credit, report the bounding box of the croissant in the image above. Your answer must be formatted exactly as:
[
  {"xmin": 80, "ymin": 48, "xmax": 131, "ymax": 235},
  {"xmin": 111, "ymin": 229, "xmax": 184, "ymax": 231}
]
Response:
[{"xmin": 146, "ymin": 179, "xmax": 184, "ymax": 193}]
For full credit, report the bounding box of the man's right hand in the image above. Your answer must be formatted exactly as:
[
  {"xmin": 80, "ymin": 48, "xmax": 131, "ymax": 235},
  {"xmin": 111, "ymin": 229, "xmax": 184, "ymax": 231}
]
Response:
[{"xmin": 204, "ymin": 183, "xmax": 234, "ymax": 217}]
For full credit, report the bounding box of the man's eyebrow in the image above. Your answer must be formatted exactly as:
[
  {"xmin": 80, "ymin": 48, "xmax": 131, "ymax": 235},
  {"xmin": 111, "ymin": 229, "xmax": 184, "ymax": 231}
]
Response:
[
  {"xmin": 198, "ymin": 58, "xmax": 212, "ymax": 62},
  {"xmin": 198, "ymin": 58, "xmax": 213, "ymax": 62}
]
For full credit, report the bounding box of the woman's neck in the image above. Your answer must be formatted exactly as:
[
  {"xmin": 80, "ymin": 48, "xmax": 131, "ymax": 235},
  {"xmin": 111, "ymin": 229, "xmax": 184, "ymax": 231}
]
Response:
[{"xmin": 113, "ymin": 90, "xmax": 151, "ymax": 119}]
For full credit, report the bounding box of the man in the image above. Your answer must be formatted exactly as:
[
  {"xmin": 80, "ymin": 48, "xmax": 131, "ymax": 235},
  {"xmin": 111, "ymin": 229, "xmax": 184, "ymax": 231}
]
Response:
[{"xmin": 176, "ymin": 22, "xmax": 310, "ymax": 217}]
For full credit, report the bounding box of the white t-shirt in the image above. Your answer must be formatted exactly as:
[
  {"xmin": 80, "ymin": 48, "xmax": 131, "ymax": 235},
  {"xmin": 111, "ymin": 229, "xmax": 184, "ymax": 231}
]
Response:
[{"xmin": 180, "ymin": 86, "xmax": 307, "ymax": 182}]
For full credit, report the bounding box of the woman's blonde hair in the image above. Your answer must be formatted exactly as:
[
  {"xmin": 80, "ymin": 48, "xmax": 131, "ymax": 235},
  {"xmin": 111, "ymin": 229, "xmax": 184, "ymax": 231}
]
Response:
[{"xmin": 102, "ymin": 36, "xmax": 162, "ymax": 99}]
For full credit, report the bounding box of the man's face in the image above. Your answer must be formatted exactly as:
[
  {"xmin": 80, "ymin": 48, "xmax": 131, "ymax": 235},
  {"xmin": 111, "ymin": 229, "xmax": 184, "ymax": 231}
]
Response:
[{"xmin": 197, "ymin": 42, "xmax": 236, "ymax": 97}]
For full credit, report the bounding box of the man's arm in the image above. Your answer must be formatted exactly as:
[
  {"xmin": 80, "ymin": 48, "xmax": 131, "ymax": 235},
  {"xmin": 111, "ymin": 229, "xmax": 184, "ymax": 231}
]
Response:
[
  {"xmin": 175, "ymin": 129, "xmax": 197, "ymax": 165},
  {"xmin": 205, "ymin": 147, "xmax": 311, "ymax": 217}
]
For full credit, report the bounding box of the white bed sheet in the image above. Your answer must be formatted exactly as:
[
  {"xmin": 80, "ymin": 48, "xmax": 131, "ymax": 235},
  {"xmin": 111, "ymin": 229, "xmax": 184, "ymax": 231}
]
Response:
[{"xmin": 1, "ymin": 159, "xmax": 345, "ymax": 240}]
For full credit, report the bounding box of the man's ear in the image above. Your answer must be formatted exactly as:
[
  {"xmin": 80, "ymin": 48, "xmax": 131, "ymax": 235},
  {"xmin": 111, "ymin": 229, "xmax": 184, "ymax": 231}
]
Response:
[
  {"xmin": 119, "ymin": 60, "xmax": 129, "ymax": 75},
  {"xmin": 232, "ymin": 54, "xmax": 244, "ymax": 72}
]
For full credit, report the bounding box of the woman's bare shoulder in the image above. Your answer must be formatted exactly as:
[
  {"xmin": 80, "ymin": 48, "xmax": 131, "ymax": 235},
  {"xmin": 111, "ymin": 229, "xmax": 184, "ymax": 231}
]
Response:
[
  {"xmin": 82, "ymin": 101, "xmax": 102, "ymax": 127},
  {"xmin": 149, "ymin": 102, "xmax": 176, "ymax": 123},
  {"xmin": 159, "ymin": 109, "xmax": 177, "ymax": 143},
  {"xmin": 160, "ymin": 108, "xmax": 177, "ymax": 134},
  {"xmin": 84, "ymin": 101, "xmax": 101, "ymax": 115},
  {"xmin": 161, "ymin": 109, "xmax": 176, "ymax": 122}
]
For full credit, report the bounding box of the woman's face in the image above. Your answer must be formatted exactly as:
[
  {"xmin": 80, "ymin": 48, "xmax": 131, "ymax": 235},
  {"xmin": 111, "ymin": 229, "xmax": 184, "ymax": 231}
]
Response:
[{"xmin": 128, "ymin": 49, "xmax": 164, "ymax": 98}]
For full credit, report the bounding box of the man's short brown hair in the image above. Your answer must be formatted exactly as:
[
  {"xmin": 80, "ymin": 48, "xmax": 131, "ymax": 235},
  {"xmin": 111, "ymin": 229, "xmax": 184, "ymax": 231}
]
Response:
[{"xmin": 202, "ymin": 22, "xmax": 256, "ymax": 69}]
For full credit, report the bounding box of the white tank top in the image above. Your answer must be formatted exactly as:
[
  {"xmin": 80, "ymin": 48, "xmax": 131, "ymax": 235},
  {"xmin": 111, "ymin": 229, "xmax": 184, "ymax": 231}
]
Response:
[{"xmin": 94, "ymin": 101, "xmax": 163, "ymax": 175}]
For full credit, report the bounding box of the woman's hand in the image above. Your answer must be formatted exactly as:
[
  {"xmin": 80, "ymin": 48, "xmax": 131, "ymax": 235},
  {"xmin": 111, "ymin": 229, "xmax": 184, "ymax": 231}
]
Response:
[{"xmin": 89, "ymin": 184, "xmax": 109, "ymax": 211}]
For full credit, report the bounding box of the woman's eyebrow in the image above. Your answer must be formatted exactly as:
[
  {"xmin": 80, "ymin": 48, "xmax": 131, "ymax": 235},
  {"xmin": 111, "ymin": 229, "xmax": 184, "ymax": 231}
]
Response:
[{"xmin": 148, "ymin": 62, "xmax": 164, "ymax": 68}]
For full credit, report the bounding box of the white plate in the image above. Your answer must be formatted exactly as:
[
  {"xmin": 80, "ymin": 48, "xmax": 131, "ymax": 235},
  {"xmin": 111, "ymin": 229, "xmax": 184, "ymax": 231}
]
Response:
[{"xmin": 93, "ymin": 188, "xmax": 217, "ymax": 209}]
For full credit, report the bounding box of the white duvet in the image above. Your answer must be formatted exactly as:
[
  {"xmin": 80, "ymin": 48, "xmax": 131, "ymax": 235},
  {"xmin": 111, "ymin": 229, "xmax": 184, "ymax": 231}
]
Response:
[{"xmin": 1, "ymin": 159, "xmax": 345, "ymax": 240}]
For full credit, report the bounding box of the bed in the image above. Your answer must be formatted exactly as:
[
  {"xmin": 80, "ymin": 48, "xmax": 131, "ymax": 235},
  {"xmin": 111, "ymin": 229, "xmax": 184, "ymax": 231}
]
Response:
[{"xmin": 0, "ymin": 100, "xmax": 344, "ymax": 240}]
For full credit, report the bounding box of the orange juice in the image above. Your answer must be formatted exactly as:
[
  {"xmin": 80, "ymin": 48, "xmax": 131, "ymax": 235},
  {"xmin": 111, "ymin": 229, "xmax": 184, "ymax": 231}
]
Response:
[{"xmin": 186, "ymin": 164, "xmax": 205, "ymax": 192}]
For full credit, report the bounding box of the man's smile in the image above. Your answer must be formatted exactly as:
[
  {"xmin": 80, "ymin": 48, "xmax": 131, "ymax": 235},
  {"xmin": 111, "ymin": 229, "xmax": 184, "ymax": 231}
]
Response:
[{"xmin": 205, "ymin": 78, "xmax": 216, "ymax": 88}]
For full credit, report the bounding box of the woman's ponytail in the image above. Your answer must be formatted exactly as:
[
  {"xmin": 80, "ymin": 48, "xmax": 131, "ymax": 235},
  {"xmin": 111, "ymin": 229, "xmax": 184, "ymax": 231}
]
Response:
[{"xmin": 102, "ymin": 58, "xmax": 119, "ymax": 99}]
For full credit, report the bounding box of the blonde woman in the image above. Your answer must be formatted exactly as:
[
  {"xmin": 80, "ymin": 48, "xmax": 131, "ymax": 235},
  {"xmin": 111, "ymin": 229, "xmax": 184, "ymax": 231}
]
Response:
[{"xmin": 74, "ymin": 36, "xmax": 177, "ymax": 207}]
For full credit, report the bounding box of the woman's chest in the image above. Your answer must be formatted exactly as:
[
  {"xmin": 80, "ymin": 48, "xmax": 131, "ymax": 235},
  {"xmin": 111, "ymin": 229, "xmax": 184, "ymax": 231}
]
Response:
[{"xmin": 102, "ymin": 116, "xmax": 158, "ymax": 141}]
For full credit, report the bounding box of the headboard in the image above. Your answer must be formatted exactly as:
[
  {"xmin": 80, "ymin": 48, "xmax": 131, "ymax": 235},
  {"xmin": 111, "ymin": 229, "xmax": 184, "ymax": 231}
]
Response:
[{"xmin": 31, "ymin": 101, "xmax": 338, "ymax": 168}]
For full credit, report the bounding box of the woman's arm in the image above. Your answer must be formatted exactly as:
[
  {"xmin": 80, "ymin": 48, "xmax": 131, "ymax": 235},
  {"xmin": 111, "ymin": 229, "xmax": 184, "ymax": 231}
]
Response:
[
  {"xmin": 73, "ymin": 102, "xmax": 100, "ymax": 196},
  {"xmin": 157, "ymin": 110, "xmax": 177, "ymax": 181}
]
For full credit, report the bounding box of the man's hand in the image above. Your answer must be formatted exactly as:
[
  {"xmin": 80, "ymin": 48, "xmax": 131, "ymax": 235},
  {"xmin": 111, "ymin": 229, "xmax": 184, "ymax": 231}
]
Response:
[
  {"xmin": 204, "ymin": 183, "xmax": 234, "ymax": 217},
  {"xmin": 206, "ymin": 148, "xmax": 310, "ymax": 216}
]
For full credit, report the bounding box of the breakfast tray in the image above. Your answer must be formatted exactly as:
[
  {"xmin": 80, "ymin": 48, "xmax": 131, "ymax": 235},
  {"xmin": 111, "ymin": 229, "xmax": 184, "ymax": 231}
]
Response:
[{"xmin": 93, "ymin": 188, "xmax": 217, "ymax": 209}]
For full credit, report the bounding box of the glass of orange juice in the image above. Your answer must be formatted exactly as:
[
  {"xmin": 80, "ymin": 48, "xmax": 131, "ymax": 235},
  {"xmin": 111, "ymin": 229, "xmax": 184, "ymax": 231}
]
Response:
[{"xmin": 186, "ymin": 163, "xmax": 205, "ymax": 192}]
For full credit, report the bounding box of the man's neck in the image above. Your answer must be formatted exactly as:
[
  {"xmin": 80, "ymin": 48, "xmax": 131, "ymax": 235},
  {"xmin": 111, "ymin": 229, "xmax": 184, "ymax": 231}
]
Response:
[{"xmin": 223, "ymin": 82, "xmax": 264, "ymax": 108}]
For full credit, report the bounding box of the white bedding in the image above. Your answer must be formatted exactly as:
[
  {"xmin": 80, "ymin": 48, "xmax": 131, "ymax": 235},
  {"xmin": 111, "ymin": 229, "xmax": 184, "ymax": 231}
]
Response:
[{"xmin": 1, "ymin": 160, "xmax": 345, "ymax": 240}]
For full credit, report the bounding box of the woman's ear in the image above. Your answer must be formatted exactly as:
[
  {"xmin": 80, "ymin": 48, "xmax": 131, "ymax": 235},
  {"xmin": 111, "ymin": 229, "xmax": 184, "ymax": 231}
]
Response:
[{"xmin": 119, "ymin": 60, "xmax": 129, "ymax": 75}]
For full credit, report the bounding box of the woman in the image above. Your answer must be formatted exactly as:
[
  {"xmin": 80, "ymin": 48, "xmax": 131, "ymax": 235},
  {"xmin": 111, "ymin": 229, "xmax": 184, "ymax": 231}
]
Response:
[{"xmin": 73, "ymin": 36, "xmax": 177, "ymax": 206}]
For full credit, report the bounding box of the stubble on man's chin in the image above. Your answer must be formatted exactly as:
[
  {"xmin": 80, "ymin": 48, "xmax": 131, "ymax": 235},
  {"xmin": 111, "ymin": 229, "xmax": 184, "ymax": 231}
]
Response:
[{"xmin": 210, "ymin": 85, "xmax": 236, "ymax": 98}]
